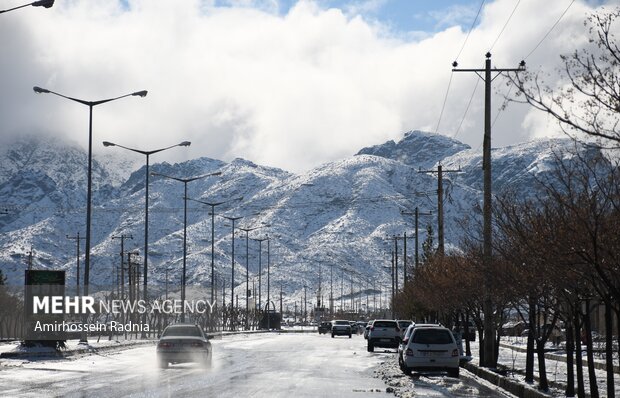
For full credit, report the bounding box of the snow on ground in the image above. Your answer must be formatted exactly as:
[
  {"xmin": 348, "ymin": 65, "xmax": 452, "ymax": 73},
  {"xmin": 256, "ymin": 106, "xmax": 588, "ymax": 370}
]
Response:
[
  {"xmin": 373, "ymin": 353, "xmax": 517, "ymax": 398},
  {"xmin": 469, "ymin": 338, "xmax": 620, "ymax": 397}
]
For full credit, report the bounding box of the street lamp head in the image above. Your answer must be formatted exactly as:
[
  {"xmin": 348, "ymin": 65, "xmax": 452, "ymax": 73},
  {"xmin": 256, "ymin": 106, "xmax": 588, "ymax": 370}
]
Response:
[
  {"xmin": 32, "ymin": 0, "xmax": 54, "ymax": 8},
  {"xmin": 102, "ymin": 141, "xmax": 116, "ymax": 147},
  {"xmin": 132, "ymin": 90, "xmax": 148, "ymax": 98},
  {"xmin": 33, "ymin": 86, "xmax": 50, "ymax": 94},
  {"xmin": 179, "ymin": 141, "xmax": 191, "ymax": 147}
]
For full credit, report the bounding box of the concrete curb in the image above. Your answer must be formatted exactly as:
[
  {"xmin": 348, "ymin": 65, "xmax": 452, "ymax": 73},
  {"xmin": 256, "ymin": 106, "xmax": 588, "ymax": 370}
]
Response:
[
  {"xmin": 462, "ymin": 362, "xmax": 552, "ymax": 398},
  {"xmin": 0, "ymin": 339, "xmax": 156, "ymax": 359}
]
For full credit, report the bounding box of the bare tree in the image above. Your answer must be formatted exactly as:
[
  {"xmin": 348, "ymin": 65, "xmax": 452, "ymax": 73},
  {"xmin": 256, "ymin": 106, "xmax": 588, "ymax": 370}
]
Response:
[{"xmin": 510, "ymin": 8, "xmax": 620, "ymax": 148}]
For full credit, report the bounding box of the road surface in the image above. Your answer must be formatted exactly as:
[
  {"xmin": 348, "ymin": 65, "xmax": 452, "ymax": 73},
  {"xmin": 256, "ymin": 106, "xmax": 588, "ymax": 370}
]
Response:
[{"xmin": 0, "ymin": 332, "xmax": 513, "ymax": 397}]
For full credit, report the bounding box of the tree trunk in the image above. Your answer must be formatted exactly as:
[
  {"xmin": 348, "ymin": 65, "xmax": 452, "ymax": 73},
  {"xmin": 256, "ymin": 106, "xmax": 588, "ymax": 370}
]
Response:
[
  {"xmin": 566, "ymin": 317, "xmax": 575, "ymax": 397},
  {"xmin": 575, "ymin": 303, "xmax": 585, "ymax": 398},
  {"xmin": 536, "ymin": 338, "xmax": 549, "ymax": 391},
  {"xmin": 463, "ymin": 312, "xmax": 471, "ymax": 357},
  {"xmin": 604, "ymin": 298, "xmax": 614, "ymax": 398},
  {"xmin": 525, "ymin": 298, "xmax": 536, "ymax": 383},
  {"xmin": 583, "ymin": 299, "xmax": 599, "ymax": 398}
]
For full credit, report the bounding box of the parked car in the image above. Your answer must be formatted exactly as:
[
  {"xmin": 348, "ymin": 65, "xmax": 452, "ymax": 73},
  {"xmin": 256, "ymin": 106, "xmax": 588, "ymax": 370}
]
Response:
[
  {"xmin": 364, "ymin": 320, "xmax": 374, "ymax": 340},
  {"xmin": 318, "ymin": 321, "xmax": 332, "ymax": 334},
  {"xmin": 397, "ymin": 323, "xmax": 440, "ymax": 371},
  {"xmin": 331, "ymin": 320, "xmax": 352, "ymax": 338},
  {"xmin": 401, "ymin": 326, "xmax": 460, "ymax": 378},
  {"xmin": 397, "ymin": 320, "xmax": 413, "ymax": 339},
  {"xmin": 156, "ymin": 323, "xmax": 212, "ymax": 369},
  {"xmin": 367, "ymin": 319, "xmax": 400, "ymax": 352}
]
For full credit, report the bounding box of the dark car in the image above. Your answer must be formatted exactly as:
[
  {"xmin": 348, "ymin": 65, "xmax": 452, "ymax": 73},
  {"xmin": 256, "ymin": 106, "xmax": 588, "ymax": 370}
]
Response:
[
  {"xmin": 331, "ymin": 320, "xmax": 352, "ymax": 338},
  {"xmin": 318, "ymin": 321, "xmax": 332, "ymax": 334},
  {"xmin": 157, "ymin": 323, "xmax": 212, "ymax": 368}
]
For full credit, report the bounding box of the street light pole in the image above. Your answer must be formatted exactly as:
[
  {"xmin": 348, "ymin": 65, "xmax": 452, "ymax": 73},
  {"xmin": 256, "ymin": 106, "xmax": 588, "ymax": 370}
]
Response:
[
  {"xmin": 238, "ymin": 225, "xmax": 260, "ymax": 330},
  {"xmin": 252, "ymin": 237, "xmax": 268, "ymax": 312},
  {"xmin": 223, "ymin": 215, "xmax": 242, "ymax": 313},
  {"xmin": 34, "ymin": 86, "xmax": 147, "ymax": 341},
  {"xmin": 103, "ymin": 140, "xmax": 190, "ymax": 328},
  {"xmin": 185, "ymin": 199, "xmax": 226, "ymax": 303},
  {"xmin": 151, "ymin": 171, "xmax": 221, "ymax": 322}
]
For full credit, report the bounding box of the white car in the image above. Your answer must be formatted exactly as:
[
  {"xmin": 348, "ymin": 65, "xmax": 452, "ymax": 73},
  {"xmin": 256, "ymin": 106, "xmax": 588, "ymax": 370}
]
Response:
[
  {"xmin": 367, "ymin": 319, "xmax": 400, "ymax": 352},
  {"xmin": 156, "ymin": 323, "xmax": 212, "ymax": 369},
  {"xmin": 398, "ymin": 323, "xmax": 440, "ymax": 370},
  {"xmin": 401, "ymin": 326, "xmax": 460, "ymax": 378}
]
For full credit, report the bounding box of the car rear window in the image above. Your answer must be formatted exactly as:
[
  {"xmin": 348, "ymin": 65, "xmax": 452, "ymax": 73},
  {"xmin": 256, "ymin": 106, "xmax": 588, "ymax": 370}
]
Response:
[
  {"xmin": 373, "ymin": 321, "xmax": 398, "ymax": 328},
  {"xmin": 334, "ymin": 320, "xmax": 349, "ymax": 325},
  {"xmin": 162, "ymin": 326, "xmax": 202, "ymax": 337},
  {"xmin": 412, "ymin": 329, "xmax": 453, "ymax": 344}
]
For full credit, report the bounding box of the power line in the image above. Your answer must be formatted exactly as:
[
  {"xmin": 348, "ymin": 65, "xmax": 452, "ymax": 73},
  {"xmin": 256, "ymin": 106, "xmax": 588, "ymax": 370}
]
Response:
[
  {"xmin": 455, "ymin": 0, "xmax": 486, "ymax": 62},
  {"xmin": 489, "ymin": 0, "xmax": 521, "ymax": 52},
  {"xmin": 524, "ymin": 0, "xmax": 575, "ymax": 61},
  {"xmin": 436, "ymin": 0, "xmax": 486, "ymax": 136},
  {"xmin": 486, "ymin": 0, "xmax": 575, "ymax": 142},
  {"xmin": 453, "ymin": 78, "xmax": 480, "ymax": 139},
  {"xmin": 434, "ymin": 73, "xmax": 454, "ymax": 135}
]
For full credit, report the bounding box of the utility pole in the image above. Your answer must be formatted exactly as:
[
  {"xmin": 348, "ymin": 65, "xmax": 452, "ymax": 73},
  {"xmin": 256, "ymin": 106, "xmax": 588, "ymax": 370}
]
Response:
[
  {"xmin": 279, "ymin": 282, "xmax": 283, "ymax": 316},
  {"xmin": 386, "ymin": 235, "xmax": 406, "ymax": 291},
  {"xmin": 402, "ymin": 208, "xmax": 432, "ymax": 272},
  {"xmin": 303, "ymin": 284, "xmax": 307, "ymax": 324},
  {"xmin": 26, "ymin": 245, "xmax": 34, "ymax": 270},
  {"xmin": 340, "ymin": 269, "xmax": 344, "ymax": 313},
  {"xmin": 453, "ymin": 53, "xmax": 525, "ymax": 367},
  {"xmin": 418, "ymin": 164, "xmax": 461, "ymax": 256},
  {"xmin": 329, "ymin": 264, "xmax": 334, "ymax": 315},
  {"xmin": 390, "ymin": 251, "xmax": 395, "ymax": 316},
  {"xmin": 66, "ymin": 233, "xmax": 85, "ymax": 296},
  {"xmin": 112, "ymin": 234, "xmax": 133, "ymax": 300}
]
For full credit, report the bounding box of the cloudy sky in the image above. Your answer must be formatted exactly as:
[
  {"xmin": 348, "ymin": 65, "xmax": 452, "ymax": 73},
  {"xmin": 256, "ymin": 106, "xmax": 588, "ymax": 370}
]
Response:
[{"xmin": 1, "ymin": 0, "xmax": 614, "ymax": 172}]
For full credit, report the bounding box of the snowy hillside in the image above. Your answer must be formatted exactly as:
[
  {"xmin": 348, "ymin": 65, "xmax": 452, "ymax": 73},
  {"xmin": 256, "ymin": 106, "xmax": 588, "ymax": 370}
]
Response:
[{"xmin": 0, "ymin": 131, "xmax": 600, "ymax": 308}]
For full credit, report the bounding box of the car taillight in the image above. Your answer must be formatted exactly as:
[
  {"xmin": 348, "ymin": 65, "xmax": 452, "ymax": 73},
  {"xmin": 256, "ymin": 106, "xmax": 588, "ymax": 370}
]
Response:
[
  {"xmin": 406, "ymin": 348, "xmax": 413, "ymax": 357},
  {"xmin": 452, "ymin": 349, "xmax": 459, "ymax": 357},
  {"xmin": 158, "ymin": 342, "xmax": 172, "ymax": 348},
  {"xmin": 191, "ymin": 342, "xmax": 204, "ymax": 347}
]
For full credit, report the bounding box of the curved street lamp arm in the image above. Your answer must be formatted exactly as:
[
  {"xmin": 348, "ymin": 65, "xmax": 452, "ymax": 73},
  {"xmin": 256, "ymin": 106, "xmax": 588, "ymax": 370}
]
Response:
[
  {"xmin": 33, "ymin": 86, "xmax": 147, "ymax": 107},
  {"xmin": 103, "ymin": 140, "xmax": 190, "ymax": 156}
]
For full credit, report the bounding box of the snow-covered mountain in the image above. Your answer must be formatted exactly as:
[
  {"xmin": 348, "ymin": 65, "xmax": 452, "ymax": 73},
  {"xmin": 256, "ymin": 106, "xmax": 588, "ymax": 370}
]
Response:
[
  {"xmin": 0, "ymin": 131, "xmax": 598, "ymax": 307},
  {"xmin": 357, "ymin": 130, "xmax": 470, "ymax": 169}
]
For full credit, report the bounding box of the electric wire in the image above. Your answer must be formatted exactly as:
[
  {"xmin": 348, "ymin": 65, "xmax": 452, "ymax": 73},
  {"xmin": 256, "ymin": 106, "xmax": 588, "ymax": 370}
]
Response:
[
  {"xmin": 455, "ymin": 0, "xmax": 486, "ymax": 62},
  {"xmin": 524, "ymin": 0, "xmax": 575, "ymax": 61},
  {"xmin": 487, "ymin": 0, "xmax": 575, "ymax": 138},
  {"xmin": 489, "ymin": 0, "xmax": 521, "ymax": 52},
  {"xmin": 453, "ymin": 78, "xmax": 480, "ymax": 139},
  {"xmin": 434, "ymin": 0, "xmax": 486, "ymax": 136}
]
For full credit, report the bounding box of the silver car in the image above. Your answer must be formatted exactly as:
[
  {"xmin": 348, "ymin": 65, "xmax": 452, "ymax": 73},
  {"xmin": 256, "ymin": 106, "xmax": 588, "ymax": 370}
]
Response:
[{"xmin": 157, "ymin": 323, "xmax": 212, "ymax": 368}]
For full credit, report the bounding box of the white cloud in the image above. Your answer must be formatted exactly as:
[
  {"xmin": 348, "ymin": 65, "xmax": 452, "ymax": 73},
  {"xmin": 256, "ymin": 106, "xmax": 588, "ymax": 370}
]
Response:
[{"xmin": 0, "ymin": 0, "xmax": 614, "ymax": 173}]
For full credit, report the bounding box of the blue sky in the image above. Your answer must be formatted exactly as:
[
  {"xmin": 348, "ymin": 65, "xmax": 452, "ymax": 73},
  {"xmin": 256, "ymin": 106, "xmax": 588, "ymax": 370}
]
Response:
[{"xmin": 218, "ymin": 0, "xmax": 483, "ymax": 33}]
